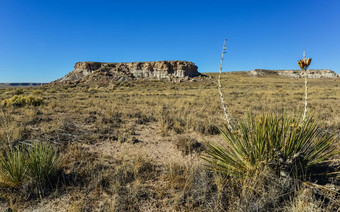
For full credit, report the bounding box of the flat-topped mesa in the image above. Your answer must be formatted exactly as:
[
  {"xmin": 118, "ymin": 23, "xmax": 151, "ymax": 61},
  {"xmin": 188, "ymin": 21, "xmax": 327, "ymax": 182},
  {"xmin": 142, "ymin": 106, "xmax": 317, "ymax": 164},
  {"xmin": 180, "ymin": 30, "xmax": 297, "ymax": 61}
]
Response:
[
  {"xmin": 53, "ymin": 61, "xmax": 200, "ymax": 84},
  {"xmin": 250, "ymin": 69, "xmax": 339, "ymax": 78}
]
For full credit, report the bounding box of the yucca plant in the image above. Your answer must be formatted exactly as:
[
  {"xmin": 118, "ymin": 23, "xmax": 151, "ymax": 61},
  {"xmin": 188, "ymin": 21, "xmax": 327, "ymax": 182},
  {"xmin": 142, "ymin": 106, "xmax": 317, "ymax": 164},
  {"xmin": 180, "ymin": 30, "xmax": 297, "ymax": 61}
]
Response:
[
  {"xmin": 203, "ymin": 113, "xmax": 338, "ymax": 179},
  {"xmin": 26, "ymin": 142, "xmax": 61, "ymax": 193},
  {"xmin": 0, "ymin": 147, "xmax": 26, "ymax": 188}
]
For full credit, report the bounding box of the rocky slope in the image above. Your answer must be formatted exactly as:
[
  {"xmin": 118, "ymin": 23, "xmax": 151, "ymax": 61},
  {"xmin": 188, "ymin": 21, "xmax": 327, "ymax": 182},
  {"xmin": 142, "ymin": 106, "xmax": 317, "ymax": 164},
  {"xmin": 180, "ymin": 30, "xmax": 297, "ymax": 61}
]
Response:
[
  {"xmin": 51, "ymin": 61, "xmax": 201, "ymax": 85},
  {"xmin": 250, "ymin": 69, "xmax": 339, "ymax": 78}
]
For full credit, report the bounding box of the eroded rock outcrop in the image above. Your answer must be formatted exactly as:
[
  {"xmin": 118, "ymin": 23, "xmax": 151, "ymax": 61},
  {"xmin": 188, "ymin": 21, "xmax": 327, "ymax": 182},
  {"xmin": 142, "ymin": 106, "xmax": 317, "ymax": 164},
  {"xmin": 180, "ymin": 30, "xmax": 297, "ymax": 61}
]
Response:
[
  {"xmin": 250, "ymin": 69, "xmax": 339, "ymax": 78},
  {"xmin": 51, "ymin": 61, "xmax": 201, "ymax": 85}
]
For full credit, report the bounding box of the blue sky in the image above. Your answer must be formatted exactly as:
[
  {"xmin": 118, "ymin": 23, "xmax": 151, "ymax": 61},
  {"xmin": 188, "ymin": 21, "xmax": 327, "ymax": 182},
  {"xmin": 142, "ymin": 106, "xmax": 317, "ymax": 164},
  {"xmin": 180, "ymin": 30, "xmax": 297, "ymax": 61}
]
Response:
[{"xmin": 0, "ymin": 0, "xmax": 339, "ymax": 82}]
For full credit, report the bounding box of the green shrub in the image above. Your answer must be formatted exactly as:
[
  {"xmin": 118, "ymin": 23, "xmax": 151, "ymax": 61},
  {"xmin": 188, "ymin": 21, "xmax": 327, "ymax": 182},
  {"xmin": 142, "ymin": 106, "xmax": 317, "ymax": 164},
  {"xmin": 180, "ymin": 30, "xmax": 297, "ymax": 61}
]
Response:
[
  {"xmin": 32, "ymin": 89, "xmax": 43, "ymax": 96},
  {"xmin": 1, "ymin": 95, "xmax": 43, "ymax": 107},
  {"xmin": 48, "ymin": 89, "xmax": 57, "ymax": 93},
  {"xmin": 0, "ymin": 147, "xmax": 26, "ymax": 188},
  {"xmin": 13, "ymin": 89, "xmax": 24, "ymax": 95},
  {"xmin": 203, "ymin": 113, "xmax": 339, "ymax": 179},
  {"xmin": 26, "ymin": 142, "xmax": 61, "ymax": 191}
]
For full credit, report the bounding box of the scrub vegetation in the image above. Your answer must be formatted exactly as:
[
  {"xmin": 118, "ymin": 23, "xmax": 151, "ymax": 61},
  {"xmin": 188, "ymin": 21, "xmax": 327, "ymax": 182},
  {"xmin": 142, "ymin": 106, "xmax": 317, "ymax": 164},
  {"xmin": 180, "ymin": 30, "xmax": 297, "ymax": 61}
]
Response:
[{"xmin": 0, "ymin": 72, "xmax": 339, "ymax": 211}]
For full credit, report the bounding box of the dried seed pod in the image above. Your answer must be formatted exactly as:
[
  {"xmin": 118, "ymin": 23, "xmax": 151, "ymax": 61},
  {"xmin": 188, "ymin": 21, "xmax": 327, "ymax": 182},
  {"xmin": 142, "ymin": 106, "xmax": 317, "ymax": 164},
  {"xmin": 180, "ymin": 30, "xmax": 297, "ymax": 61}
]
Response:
[
  {"xmin": 307, "ymin": 58, "xmax": 312, "ymax": 66},
  {"xmin": 298, "ymin": 60, "xmax": 304, "ymax": 69}
]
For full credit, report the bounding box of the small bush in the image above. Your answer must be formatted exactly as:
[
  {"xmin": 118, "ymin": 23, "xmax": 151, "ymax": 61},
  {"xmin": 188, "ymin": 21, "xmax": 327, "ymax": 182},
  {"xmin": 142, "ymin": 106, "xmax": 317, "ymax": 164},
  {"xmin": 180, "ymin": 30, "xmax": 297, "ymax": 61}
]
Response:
[
  {"xmin": 1, "ymin": 95, "xmax": 43, "ymax": 107},
  {"xmin": 0, "ymin": 147, "xmax": 26, "ymax": 188},
  {"xmin": 32, "ymin": 89, "xmax": 43, "ymax": 96},
  {"xmin": 0, "ymin": 121, "xmax": 28, "ymax": 144},
  {"xmin": 194, "ymin": 121, "xmax": 219, "ymax": 135},
  {"xmin": 13, "ymin": 89, "xmax": 24, "ymax": 95},
  {"xmin": 175, "ymin": 136, "xmax": 205, "ymax": 155},
  {"xmin": 48, "ymin": 89, "xmax": 57, "ymax": 93}
]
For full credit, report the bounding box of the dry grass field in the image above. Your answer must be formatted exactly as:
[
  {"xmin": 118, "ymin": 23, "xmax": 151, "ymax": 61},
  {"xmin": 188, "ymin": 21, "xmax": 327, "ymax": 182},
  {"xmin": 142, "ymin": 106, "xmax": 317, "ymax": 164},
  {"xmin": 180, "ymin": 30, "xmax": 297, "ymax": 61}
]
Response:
[{"xmin": 0, "ymin": 72, "xmax": 339, "ymax": 211}]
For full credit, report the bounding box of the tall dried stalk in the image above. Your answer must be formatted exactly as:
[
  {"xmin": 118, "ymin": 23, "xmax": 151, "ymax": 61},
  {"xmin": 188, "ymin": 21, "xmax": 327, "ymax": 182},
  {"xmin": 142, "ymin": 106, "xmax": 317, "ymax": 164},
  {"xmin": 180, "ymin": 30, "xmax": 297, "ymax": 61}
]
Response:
[
  {"xmin": 303, "ymin": 71, "xmax": 308, "ymax": 121},
  {"xmin": 218, "ymin": 38, "xmax": 232, "ymax": 131},
  {"xmin": 297, "ymin": 51, "xmax": 312, "ymax": 121}
]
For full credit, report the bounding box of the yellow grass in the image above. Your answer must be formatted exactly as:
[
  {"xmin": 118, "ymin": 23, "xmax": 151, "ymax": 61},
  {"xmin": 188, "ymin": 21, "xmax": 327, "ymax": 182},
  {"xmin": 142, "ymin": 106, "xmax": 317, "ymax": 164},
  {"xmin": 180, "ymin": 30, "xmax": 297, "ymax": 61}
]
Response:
[{"xmin": 0, "ymin": 72, "xmax": 339, "ymax": 211}]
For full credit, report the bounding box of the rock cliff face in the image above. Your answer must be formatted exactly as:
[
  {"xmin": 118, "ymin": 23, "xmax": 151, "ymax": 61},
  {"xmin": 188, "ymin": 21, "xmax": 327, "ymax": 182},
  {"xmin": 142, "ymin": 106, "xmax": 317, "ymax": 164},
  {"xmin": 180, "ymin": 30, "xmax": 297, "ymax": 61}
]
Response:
[
  {"xmin": 0, "ymin": 83, "xmax": 46, "ymax": 87},
  {"xmin": 250, "ymin": 69, "xmax": 339, "ymax": 78},
  {"xmin": 51, "ymin": 61, "xmax": 200, "ymax": 84}
]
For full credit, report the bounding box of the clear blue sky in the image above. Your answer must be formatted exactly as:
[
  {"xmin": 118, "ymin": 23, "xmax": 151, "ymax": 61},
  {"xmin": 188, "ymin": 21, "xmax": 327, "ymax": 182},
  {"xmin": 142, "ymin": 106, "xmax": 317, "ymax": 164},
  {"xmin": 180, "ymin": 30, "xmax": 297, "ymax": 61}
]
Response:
[{"xmin": 1, "ymin": 0, "xmax": 339, "ymax": 82}]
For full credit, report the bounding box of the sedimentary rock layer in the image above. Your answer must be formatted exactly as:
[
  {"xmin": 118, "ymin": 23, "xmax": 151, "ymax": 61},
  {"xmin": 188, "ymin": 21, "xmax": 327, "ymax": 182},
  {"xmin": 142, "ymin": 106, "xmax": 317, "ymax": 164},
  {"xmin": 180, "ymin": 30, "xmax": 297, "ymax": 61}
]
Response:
[
  {"xmin": 250, "ymin": 69, "xmax": 339, "ymax": 78},
  {"xmin": 52, "ymin": 61, "xmax": 200, "ymax": 84}
]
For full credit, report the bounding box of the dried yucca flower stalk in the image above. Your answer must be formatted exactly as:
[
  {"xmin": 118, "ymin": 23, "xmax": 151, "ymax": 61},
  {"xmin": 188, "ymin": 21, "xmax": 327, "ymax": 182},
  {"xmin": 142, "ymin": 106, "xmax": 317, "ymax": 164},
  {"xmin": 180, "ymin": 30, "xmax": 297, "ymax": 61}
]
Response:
[
  {"xmin": 297, "ymin": 51, "xmax": 312, "ymax": 121},
  {"xmin": 218, "ymin": 37, "xmax": 232, "ymax": 131}
]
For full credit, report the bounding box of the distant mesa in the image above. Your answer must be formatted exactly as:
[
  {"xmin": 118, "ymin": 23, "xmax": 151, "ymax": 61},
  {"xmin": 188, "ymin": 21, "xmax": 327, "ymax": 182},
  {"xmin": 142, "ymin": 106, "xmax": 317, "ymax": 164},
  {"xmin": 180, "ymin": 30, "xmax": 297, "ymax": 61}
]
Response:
[
  {"xmin": 50, "ymin": 61, "xmax": 202, "ymax": 85},
  {"xmin": 250, "ymin": 69, "xmax": 339, "ymax": 78},
  {"xmin": 0, "ymin": 83, "xmax": 46, "ymax": 87}
]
